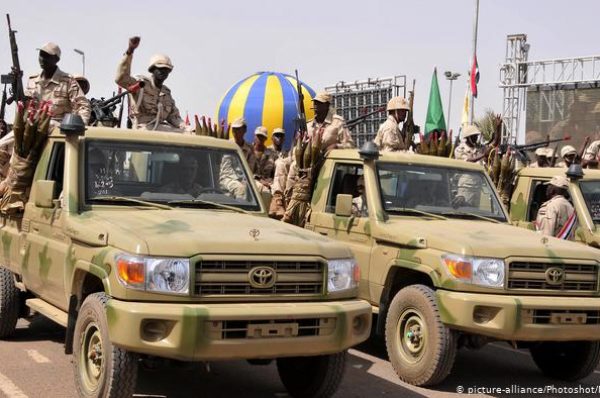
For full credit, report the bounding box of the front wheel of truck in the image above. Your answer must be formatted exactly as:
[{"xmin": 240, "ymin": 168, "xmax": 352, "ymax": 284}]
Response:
[
  {"xmin": 530, "ymin": 341, "xmax": 600, "ymax": 381},
  {"xmin": 385, "ymin": 284, "xmax": 457, "ymax": 386},
  {"xmin": 0, "ymin": 267, "xmax": 20, "ymax": 339},
  {"xmin": 73, "ymin": 293, "xmax": 138, "ymax": 398},
  {"xmin": 277, "ymin": 351, "xmax": 346, "ymax": 398}
]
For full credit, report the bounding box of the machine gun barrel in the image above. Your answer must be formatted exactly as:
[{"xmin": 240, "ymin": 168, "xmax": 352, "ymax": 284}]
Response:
[
  {"xmin": 500, "ymin": 135, "xmax": 570, "ymax": 154},
  {"xmin": 346, "ymin": 107, "xmax": 385, "ymax": 129},
  {"xmin": 5, "ymin": 14, "xmax": 25, "ymax": 105}
]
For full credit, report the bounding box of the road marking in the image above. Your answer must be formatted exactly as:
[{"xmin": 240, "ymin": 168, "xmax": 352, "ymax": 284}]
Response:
[
  {"xmin": 0, "ymin": 371, "xmax": 28, "ymax": 398},
  {"xmin": 349, "ymin": 349, "xmax": 493, "ymax": 397},
  {"xmin": 25, "ymin": 349, "xmax": 50, "ymax": 364}
]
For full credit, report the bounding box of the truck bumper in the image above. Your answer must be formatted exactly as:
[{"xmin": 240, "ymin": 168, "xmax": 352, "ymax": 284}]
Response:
[
  {"xmin": 106, "ymin": 299, "xmax": 371, "ymax": 361},
  {"xmin": 437, "ymin": 290, "xmax": 600, "ymax": 341}
]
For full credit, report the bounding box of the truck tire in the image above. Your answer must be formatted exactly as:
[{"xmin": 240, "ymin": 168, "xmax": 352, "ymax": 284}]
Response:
[
  {"xmin": 385, "ymin": 284, "xmax": 457, "ymax": 386},
  {"xmin": 530, "ymin": 341, "xmax": 600, "ymax": 381},
  {"xmin": 73, "ymin": 293, "xmax": 138, "ymax": 398},
  {"xmin": 277, "ymin": 351, "xmax": 346, "ymax": 398},
  {"xmin": 0, "ymin": 267, "xmax": 20, "ymax": 339}
]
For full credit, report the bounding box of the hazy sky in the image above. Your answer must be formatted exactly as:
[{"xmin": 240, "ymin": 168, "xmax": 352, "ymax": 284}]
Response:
[{"xmin": 3, "ymin": 0, "xmax": 600, "ymax": 133}]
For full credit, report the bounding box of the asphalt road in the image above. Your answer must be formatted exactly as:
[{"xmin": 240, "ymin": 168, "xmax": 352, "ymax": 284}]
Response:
[{"xmin": 0, "ymin": 315, "xmax": 599, "ymax": 398}]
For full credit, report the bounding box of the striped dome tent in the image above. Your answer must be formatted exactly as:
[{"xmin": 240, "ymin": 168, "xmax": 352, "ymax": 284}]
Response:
[{"xmin": 216, "ymin": 72, "xmax": 316, "ymax": 149}]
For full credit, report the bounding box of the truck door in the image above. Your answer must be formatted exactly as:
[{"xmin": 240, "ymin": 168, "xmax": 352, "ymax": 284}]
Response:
[
  {"xmin": 23, "ymin": 141, "xmax": 69, "ymax": 310},
  {"xmin": 309, "ymin": 163, "xmax": 373, "ymax": 301}
]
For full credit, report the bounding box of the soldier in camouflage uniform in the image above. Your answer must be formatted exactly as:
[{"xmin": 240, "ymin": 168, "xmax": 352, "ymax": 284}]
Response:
[
  {"xmin": 219, "ymin": 117, "xmax": 257, "ymax": 199},
  {"xmin": 115, "ymin": 36, "xmax": 186, "ymax": 132},
  {"xmin": 582, "ymin": 140, "xmax": 600, "ymax": 169},
  {"xmin": 374, "ymin": 96, "xmax": 411, "ymax": 152},
  {"xmin": 25, "ymin": 42, "xmax": 91, "ymax": 124},
  {"xmin": 452, "ymin": 125, "xmax": 486, "ymax": 208},
  {"xmin": 269, "ymin": 92, "xmax": 353, "ymax": 218},
  {"xmin": 268, "ymin": 128, "xmax": 288, "ymax": 159},
  {"xmin": 535, "ymin": 175, "xmax": 576, "ymax": 240},
  {"xmin": 557, "ymin": 145, "xmax": 577, "ymax": 168},
  {"xmin": 253, "ymin": 126, "xmax": 275, "ymax": 192}
]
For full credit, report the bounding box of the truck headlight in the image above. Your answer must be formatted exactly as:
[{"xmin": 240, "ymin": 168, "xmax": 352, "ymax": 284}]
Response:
[
  {"xmin": 116, "ymin": 254, "xmax": 190, "ymax": 295},
  {"xmin": 441, "ymin": 254, "xmax": 504, "ymax": 288},
  {"xmin": 327, "ymin": 258, "xmax": 359, "ymax": 293}
]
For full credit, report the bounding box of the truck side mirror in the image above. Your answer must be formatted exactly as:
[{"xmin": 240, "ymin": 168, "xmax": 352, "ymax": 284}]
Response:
[
  {"xmin": 32, "ymin": 180, "xmax": 56, "ymax": 208},
  {"xmin": 335, "ymin": 194, "xmax": 353, "ymax": 217}
]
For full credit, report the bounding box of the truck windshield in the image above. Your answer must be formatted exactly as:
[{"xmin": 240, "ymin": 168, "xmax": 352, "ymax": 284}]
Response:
[
  {"xmin": 377, "ymin": 162, "xmax": 507, "ymax": 222},
  {"xmin": 85, "ymin": 140, "xmax": 260, "ymax": 211},
  {"xmin": 580, "ymin": 180, "xmax": 600, "ymax": 223}
]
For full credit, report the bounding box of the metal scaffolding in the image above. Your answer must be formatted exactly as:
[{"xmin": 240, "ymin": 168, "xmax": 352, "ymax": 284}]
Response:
[
  {"xmin": 500, "ymin": 34, "xmax": 600, "ymax": 143},
  {"xmin": 499, "ymin": 34, "xmax": 529, "ymax": 144},
  {"xmin": 325, "ymin": 76, "xmax": 407, "ymax": 147}
]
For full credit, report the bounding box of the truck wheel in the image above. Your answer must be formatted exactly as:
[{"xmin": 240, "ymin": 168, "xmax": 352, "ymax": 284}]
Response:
[
  {"xmin": 277, "ymin": 351, "xmax": 346, "ymax": 398},
  {"xmin": 0, "ymin": 267, "xmax": 20, "ymax": 339},
  {"xmin": 530, "ymin": 341, "xmax": 600, "ymax": 381},
  {"xmin": 73, "ymin": 293, "xmax": 138, "ymax": 398},
  {"xmin": 385, "ymin": 284, "xmax": 457, "ymax": 386}
]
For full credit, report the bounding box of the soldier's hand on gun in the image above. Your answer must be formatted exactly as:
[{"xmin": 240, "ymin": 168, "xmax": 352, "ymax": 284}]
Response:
[{"xmin": 127, "ymin": 36, "xmax": 141, "ymax": 54}]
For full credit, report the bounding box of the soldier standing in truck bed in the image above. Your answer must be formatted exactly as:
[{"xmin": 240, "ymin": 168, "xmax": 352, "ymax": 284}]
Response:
[
  {"xmin": 115, "ymin": 36, "xmax": 185, "ymax": 132},
  {"xmin": 25, "ymin": 42, "xmax": 91, "ymax": 125},
  {"xmin": 374, "ymin": 96, "xmax": 411, "ymax": 152}
]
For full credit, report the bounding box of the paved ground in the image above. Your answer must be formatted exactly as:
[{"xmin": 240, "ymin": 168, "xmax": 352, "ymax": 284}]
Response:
[{"xmin": 0, "ymin": 315, "xmax": 599, "ymax": 398}]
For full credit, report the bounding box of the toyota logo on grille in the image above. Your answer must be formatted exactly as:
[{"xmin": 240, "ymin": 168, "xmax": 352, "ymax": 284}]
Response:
[
  {"xmin": 248, "ymin": 266, "xmax": 276, "ymax": 289},
  {"xmin": 545, "ymin": 267, "xmax": 565, "ymax": 285}
]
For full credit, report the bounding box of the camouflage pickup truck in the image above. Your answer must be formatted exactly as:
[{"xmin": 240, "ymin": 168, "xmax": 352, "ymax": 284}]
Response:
[
  {"xmin": 0, "ymin": 116, "xmax": 371, "ymax": 398},
  {"xmin": 303, "ymin": 143, "xmax": 600, "ymax": 386},
  {"xmin": 510, "ymin": 166, "xmax": 600, "ymax": 248}
]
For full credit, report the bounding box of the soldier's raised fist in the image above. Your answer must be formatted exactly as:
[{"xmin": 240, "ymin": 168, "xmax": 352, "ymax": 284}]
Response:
[{"xmin": 127, "ymin": 36, "xmax": 141, "ymax": 54}]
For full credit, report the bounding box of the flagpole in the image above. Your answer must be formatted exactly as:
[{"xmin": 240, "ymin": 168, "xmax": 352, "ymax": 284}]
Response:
[{"xmin": 469, "ymin": 0, "xmax": 480, "ymax": 125}]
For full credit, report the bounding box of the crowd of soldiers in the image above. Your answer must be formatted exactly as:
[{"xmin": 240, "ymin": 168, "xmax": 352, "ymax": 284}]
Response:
[{"xmin": 1, "ymin": 35, "xmax": 592, "ymax": 242}]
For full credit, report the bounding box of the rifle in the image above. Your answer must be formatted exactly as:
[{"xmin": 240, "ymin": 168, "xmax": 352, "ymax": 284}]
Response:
[
  {"xmin": 5, "ymin": 14, "xmax": 25, "ymax": 105},
  {"xmin": 294, "ymin": 69, "xmax": 307, "ymax": 141},
  {"xmin": 402, "ymin": 79, "xmax": 417, "ymax": 149},
  {"xmin": 346, "ymin": 107, "xmax": 385, "ymax": 130},
  {"xmin": 90, "ymin": 81, "xmax": 144, "ymax": 127},
  {"xmin": 0, "ymin": 84, "xmax": 6, "ymax": 121},
  {"xmin": 500, "ymin": 135, "xmax": 571, "ymax": 163}
]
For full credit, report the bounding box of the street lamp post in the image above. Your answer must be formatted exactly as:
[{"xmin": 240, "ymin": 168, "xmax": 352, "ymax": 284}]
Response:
[
  {"xmin": 73, "ymin": 48, "xmax": 85, "ymax": 75},
  {"xmin": 444, "ymin": 71, "xmax": 460, "ymax": 132}
]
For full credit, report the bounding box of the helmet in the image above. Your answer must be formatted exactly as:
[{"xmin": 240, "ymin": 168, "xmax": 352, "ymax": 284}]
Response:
[
  {"xmin": 461, "ymin": 125, "xmax": 481, "ymax": 139},
  {"xmin": 148, "ymin": 54, "xmax": 174, "ymax": 72},
  {"xmin": 313, "ymin": 91, "xmax": 332, "ymax": 103},
  {"xmin": 561, "ymin": 145, "xmax": 577, "ymax": 158},
  {"xmin": 72, "ymin": 74, "xmax": 90, "ymax": 95},
  {"xmin": 386, "ymin": 96, "xmax": 409, "ymax": 111}
]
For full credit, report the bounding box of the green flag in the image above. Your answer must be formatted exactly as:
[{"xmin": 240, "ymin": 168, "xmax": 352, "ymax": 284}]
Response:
[{"xmin": 425, "ymin": 68, "xmax": 446, "ymax": 135}]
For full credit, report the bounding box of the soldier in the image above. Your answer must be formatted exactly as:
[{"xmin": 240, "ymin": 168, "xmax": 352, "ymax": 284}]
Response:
[
  {"xmin": 115, "ymin": 36, "xmax": 186, "ymax": 132},
  {"xmin": 161, "ymin": 156, "xmax": 203, "ymax": 196},
  {"xmin": 219, "ymin": 117, "xmax": 257, "ymax": 199},
  {"xmin": 269, "ymin": 92, "xmax": 353, "ymax": 218},
  {"xmin": 253, "ymin": 126, "xmax": 275, "ymax": 191},
  {"xmin": 269, "ymin": 127, "xmax": 288, "ymax": 159},
  {"xmin": 557, "ymin": 145, "xmax": 577, "ymax": 168},
  {"xmin": 351, "ymin": 175, "xmax": 368, "ymax": 217},
  {"xmin": 454, "ymin": 125, "xmax": 486, "ymax": 163},
  {"xmin": 374, "ymin": 96, "xmax": 411, "ymax": 152},
  {"xmin": 535, "ymin": 175, "xmax": 576, "ymax": 240},
  {"xmin": 73, "ymin": 74, "xmax": 90, "ymax": 95},
  {"xmin": 582, "ymin": 140, "xmax": 600, "ymax": 169},
  {"xmin": 25, "ymin": 42, "xmax": 91, "ymax": 124},
  {"xmin": 530, "ymin": 147, "xmax": 553, "ymax": 168}
]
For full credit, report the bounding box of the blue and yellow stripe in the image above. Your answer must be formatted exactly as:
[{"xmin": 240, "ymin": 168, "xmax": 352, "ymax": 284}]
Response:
[{"xmin": 216, "ymin": 72, "xmax": 316, "ymax": 149}]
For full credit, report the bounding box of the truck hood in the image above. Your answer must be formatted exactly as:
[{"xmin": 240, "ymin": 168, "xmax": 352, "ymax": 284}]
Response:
[
  {"xmin": 375, "ymin": 218, "xmax": 599, "ymax": 261},
  {"xmin": 86, "ymin": 209, "xmax": 349, "ymax": 258}
]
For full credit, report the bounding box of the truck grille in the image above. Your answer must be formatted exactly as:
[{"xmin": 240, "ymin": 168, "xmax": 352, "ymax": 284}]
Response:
[
  {"xmin": 507, "ymin": 262, "xmax": 598, "ymax": 292},
  {"xmin": 522, "ymin": 309, "xmax": 600, "ymax": 325},
  {"xmin": 194, "ymin": 260, "xmax": 324, "ymax": 296},
  {"xmin": 207, "ymin": 318, "xmax": 336, "ymax": 339}
]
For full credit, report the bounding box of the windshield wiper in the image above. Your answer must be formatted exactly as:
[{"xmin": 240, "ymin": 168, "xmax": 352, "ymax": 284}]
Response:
[
  {"xmin": 386, "ymin": 207, "xmax": 447, "ymax": 220},
  {"xmin": 90, "ymin": 196, "xmax": 172, "ymax": 210},
  {"xmin": 167, "ymin": 199, "xmax": 249, "ymax": 214},
  {"xmin": 440, "ymin": 211, "xmax": 501, "ymax": 223}
]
